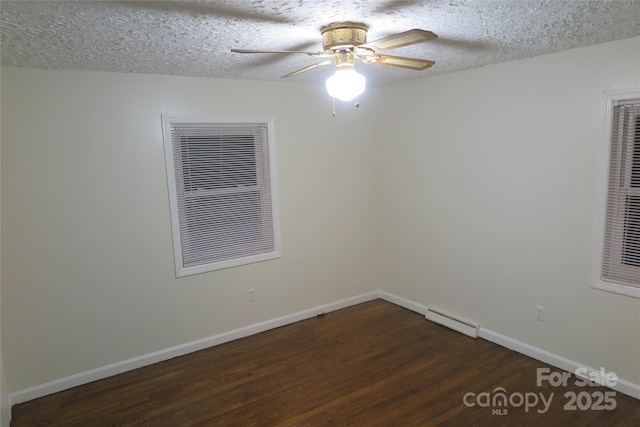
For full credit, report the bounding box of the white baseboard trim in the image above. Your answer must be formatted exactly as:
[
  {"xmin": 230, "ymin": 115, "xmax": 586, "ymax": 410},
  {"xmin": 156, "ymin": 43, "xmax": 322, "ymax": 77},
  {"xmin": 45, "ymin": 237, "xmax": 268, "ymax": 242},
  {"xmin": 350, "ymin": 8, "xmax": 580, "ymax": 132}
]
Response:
[
  {"xmin": 377, "ymin": 290, "xmax": 427, "ymax": 315},
  {"xmin": 10, "ymin": 290, "xmax": 640, "ymax": 406},
  {"xmin": 316, "ymin": 291, "xmax": 380, "ymax": 315},
  {"xmin": 10, "ymin": 291, "xmax": 379, "ymax": 406},
  {"xmin": 378, "ymin": 292, "xmax": 640, "ymax": 400},
  {"xmin": 479, "ymin": 328, "xmax": 640, "ymax": 400}
]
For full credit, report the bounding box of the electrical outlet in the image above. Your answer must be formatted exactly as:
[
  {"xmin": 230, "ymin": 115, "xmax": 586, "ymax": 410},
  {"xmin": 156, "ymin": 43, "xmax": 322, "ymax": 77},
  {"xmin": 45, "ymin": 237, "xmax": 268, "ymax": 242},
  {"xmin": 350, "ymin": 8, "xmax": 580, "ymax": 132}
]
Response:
[
  {"xmin": 536, "ymin": 305, "xmax": 545, "ymax": 322},
  {"xmin": 247, "ymin": 288, "xmax": 255, "ymax": 302}
]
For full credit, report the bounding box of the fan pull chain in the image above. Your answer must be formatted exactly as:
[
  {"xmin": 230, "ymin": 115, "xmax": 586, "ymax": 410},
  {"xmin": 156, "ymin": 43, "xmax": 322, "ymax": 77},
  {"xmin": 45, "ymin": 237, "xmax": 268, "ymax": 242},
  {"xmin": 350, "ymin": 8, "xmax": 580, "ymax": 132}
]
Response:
[{"xmin": 330, "ymin": 97, "xmax": 362, "ymax": 116}]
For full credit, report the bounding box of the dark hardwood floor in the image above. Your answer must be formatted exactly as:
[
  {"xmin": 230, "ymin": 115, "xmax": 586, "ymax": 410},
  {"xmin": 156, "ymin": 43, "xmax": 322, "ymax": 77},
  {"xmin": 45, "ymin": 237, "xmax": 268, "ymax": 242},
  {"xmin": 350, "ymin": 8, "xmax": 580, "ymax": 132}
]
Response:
[{"xmin": 11, "ymin": 299, "xmax": 640, "ymax": 426}]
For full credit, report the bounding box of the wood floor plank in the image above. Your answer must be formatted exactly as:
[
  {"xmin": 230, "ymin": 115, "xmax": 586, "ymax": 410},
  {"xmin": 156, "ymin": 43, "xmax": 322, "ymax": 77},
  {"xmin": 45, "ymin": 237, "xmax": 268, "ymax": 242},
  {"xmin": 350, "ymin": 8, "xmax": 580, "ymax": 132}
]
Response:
[{"xmin": 10, "ymin": 300, "xmax": 640, "ymax": 426}]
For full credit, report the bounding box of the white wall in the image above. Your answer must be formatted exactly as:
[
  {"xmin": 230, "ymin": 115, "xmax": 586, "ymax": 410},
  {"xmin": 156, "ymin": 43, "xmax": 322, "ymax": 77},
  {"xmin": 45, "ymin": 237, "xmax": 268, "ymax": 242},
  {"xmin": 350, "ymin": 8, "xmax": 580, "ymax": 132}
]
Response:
[
  {"xmin": 0, "ymin": 364, "xmax": 7, "ymax": 427},
  {"xmin": 2, "ymin": 35, "xmax": 640, "ymax": 405},
  {"xmin": 375, "ymin": 36, "xmax": 640, "ymax": 384},
  {"xmin": 0, "ymin": 68, "xmax": 381, "ymax": 392},
  {"xmin": 0, "ymin": 67, "xmax": 9, "ymax": 427}
]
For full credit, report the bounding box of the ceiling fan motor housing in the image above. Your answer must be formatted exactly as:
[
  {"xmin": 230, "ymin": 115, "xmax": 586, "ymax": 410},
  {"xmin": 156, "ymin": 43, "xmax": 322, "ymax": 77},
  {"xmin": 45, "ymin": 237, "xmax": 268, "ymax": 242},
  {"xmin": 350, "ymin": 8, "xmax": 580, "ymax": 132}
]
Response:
[
  {"xmin": 231, "ymin": 22, "xmax": 436, "ymax": 79},
  {"xmin": 321, "ymin": 22, "xmax": 368, "ymax": 51}
]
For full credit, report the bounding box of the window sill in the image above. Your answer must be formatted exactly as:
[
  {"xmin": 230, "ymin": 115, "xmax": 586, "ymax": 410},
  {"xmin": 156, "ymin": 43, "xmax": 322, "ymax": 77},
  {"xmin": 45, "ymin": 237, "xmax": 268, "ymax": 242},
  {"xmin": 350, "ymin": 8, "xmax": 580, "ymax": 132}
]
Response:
[{"xmin": 593, "ymin": 281, "xmax": 640, "ymax": 299}]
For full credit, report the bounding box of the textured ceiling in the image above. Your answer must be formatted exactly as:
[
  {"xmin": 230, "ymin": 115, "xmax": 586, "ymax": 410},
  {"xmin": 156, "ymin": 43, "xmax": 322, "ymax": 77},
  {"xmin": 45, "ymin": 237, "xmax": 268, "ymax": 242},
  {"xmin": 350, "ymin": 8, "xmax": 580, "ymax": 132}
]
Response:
[{"xmin": 2, "ymin": 1, "xmax": 640, "ymax": 87}]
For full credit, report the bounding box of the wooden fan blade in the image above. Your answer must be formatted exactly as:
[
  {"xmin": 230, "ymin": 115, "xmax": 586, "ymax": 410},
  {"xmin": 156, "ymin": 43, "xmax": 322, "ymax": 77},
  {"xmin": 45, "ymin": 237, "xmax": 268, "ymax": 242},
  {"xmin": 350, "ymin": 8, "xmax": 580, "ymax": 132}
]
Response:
[
  {"xmin": 282, "ymin": 59, "xmax": 334, "ymax": 78},
  {"xmin": 362, "ymin": 29, "xmax": 437, "ymax": 51},
  {"xmin": 369, "ymin": 54, "xmax": 435, "ymax": 70},
  {"xmin": 231, "ymin": 49, "xmax": 326, "ymax": 57}
]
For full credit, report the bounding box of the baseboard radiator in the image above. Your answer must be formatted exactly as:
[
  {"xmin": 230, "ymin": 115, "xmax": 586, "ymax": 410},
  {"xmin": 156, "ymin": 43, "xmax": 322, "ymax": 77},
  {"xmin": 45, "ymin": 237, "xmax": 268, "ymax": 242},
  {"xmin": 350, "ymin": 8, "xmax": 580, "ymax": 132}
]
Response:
[{"xmin": 425, "ymin": 306, "xmax": 479, "ymax": 338}]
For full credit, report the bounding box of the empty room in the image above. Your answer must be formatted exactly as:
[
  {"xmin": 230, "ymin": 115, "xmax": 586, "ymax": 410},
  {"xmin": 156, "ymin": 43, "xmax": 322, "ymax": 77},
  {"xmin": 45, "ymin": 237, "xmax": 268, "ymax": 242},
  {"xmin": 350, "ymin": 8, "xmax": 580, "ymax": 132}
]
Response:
[{"xmin": 1, "ymin": 1, "xmax": 640, "ymax": 425}]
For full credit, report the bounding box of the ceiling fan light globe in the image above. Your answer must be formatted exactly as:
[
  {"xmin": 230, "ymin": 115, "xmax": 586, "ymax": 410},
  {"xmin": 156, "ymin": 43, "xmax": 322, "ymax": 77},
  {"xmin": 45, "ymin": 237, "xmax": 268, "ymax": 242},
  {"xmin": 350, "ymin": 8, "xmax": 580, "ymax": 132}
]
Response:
[{"xmin": 326, "ymin": 68, "xmax": 366, "ymax": 102}]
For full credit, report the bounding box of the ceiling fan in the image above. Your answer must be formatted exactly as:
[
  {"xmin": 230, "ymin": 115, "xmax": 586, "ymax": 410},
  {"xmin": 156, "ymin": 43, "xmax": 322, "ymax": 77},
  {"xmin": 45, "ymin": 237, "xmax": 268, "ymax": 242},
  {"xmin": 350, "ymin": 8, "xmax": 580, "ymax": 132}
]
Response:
[{"xmin": 231, "ymin": 22, "xmax": 437, "ymax": 103}]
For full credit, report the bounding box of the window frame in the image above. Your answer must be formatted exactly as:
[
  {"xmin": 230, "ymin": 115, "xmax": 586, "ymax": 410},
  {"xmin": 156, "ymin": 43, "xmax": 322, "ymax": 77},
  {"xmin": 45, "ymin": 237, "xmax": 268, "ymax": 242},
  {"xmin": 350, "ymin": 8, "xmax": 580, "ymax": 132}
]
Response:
[
  {"xmin": 162, "ymin": 115, "xmax": 281, "ymax": 277},
  {"xmin": 593, "ymin": 90, "xmax": 640, "ymax": 298}
]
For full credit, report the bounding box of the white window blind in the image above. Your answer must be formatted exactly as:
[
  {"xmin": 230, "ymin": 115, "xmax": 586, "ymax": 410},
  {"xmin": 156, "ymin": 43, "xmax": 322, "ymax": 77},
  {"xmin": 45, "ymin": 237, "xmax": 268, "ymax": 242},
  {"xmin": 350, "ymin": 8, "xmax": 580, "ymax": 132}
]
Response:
[
  {"xmin": 601, "ymin": 101, "xmax": 640, "ymax": 288},
  {"xmin": 163, "ymin": 117, "xmax": 280, "ymax": 276}
]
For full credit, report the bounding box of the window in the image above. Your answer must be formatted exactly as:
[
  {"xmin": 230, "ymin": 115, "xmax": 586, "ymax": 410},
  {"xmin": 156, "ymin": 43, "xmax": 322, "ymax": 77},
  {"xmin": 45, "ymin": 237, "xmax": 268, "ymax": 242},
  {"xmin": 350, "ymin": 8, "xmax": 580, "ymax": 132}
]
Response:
[
  {"xmin": 162, "ymin": 117, "xmax": 281, "ymax": 276},
  {"xmin": 594, "ymin": 91, "xmax": 640, "ymax": 298}
]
